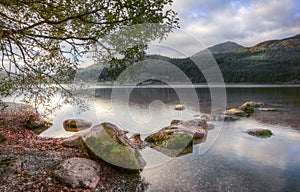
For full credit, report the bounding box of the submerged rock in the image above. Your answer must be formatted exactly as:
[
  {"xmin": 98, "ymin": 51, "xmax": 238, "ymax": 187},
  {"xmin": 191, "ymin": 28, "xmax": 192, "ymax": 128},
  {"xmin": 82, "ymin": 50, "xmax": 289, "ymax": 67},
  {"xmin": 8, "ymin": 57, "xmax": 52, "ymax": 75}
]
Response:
[
  {"xmin": 247, "ymin": 128, "xmax": 273, "ymax": 138},
  {"xmin": 145, "ymin": 119, "xmax": 207, "ymax": 157},
  {"xmin": 200, "ymin": 114, "xmax": 215, "ymax": 121},
  {"xmin": 81, "ymin": 123, "xmax": 146, "ymax": 172},
  {"xmin": 257, "ymin": 108, "xmax": 276, "ymax": 111},
  {"xmin": 53, "ymin": 157, "xmax": 100, "ymax": 189},
  {"xmin": 207, "ymin": 122, "xmax": 215, "ymax": 130},
  {"xmin": 63, "ymin": 119, "xmax": 92, "ymax": 132}
]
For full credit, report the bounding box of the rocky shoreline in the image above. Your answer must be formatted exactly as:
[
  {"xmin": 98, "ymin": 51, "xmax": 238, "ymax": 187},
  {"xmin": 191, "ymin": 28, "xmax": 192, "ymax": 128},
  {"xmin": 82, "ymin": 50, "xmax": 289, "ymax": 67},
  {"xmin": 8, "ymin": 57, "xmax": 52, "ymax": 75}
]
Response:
[{"xmin": 0, "ymin": 103, "xmax": 149, "ymax": 191}]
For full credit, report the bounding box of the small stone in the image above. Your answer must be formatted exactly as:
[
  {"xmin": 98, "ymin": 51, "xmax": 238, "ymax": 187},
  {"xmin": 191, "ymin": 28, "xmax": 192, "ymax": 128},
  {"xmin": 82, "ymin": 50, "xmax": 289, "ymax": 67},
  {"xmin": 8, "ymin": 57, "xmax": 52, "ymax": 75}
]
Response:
[
  {"xmin": 63, "ymin": 119, "xmax": 92, "ymax": 132},
  {"xmin": 247, "ymin": 128, "xmax": 273, "ymax": 138},
  {"xmin": 174, "ymin": 104, "xmax": 185, "ymax": 111}
]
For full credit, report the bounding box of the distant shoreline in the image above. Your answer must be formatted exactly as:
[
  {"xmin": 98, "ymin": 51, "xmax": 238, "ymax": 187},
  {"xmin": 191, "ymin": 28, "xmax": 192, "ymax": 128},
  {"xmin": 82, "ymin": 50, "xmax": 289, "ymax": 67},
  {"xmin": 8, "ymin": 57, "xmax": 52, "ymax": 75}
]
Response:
[{"xmin": 89, "ymin": 82, "xmax": 300, "ymax": 89}]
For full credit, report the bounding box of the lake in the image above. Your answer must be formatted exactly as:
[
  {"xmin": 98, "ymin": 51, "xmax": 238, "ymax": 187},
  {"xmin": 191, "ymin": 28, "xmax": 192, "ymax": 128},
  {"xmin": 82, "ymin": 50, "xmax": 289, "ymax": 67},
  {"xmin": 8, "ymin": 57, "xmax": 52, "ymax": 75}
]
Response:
[{"xmin": 38, "ymin": 85, "xmax": 300, "ymax": 191}]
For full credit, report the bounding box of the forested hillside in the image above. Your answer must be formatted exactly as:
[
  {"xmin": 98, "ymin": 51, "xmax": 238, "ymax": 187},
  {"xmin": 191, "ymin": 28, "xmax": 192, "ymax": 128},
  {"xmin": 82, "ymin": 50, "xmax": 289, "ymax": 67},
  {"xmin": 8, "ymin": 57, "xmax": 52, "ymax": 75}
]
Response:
[
  {"xmin": 169, "ymin": 34, "xmax": 300, "ymax": 83},
  {"xmin": 80, "ymin": 34, "xmax": 300, "ymax": 84}
]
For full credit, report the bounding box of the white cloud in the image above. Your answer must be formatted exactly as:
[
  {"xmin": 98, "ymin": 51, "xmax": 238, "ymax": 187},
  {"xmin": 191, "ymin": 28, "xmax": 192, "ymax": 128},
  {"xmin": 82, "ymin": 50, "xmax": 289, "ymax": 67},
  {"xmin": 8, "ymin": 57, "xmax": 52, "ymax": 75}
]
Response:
[{"xmin": 153, "ymin": 0, "xmax": 300, "ymax": 57}]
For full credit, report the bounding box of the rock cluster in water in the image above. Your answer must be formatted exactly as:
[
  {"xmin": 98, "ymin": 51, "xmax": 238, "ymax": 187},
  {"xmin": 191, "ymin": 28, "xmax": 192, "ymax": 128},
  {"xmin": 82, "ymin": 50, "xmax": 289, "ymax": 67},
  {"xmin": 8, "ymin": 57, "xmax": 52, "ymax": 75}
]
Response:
[
  {"xmin": 225, "ymin": 101, "xmax": 264, "ymax": 117},
  {"xmin": 145, "ymin": 118, "xmax": 208, "ymax": 157}
]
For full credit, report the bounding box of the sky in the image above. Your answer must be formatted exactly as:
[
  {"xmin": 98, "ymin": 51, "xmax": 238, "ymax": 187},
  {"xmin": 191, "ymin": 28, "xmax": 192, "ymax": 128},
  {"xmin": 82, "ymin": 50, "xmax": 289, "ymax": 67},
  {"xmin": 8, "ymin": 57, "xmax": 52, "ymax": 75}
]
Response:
[{"xmin": 149, "ymin": 0, "xmax": 300, "ymax": 57}]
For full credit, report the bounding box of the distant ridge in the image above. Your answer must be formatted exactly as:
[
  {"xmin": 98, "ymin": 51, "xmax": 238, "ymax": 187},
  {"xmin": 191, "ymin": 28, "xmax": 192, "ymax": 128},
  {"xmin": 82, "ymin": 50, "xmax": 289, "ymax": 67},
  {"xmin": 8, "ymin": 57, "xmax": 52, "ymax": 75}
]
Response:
[
  {"xmin": 208, "ymin": 41, "xmax": 245, "ymax": 53},
  {"xmin": 249, "ymin": 34, "xmax": 300, "ymax": 52},
  {"xmin": 196, "ymin": 41, "xmax": 244, "ymax": 55}
]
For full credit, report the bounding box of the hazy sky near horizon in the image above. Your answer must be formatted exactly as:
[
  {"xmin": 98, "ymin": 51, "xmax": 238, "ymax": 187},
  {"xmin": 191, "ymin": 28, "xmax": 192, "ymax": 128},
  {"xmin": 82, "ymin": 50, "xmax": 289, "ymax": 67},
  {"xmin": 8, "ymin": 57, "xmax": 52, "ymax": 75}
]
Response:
[{"xmin": 149, "ymin": 0, "xmax": 300, "ymax": 57}]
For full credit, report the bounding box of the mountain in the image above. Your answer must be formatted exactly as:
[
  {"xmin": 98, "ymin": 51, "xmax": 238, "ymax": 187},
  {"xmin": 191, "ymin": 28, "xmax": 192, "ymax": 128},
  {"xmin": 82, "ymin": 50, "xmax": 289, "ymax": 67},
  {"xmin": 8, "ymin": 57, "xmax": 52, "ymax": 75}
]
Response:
[
  {"xmin": 80, "ymin": 34, "xmax": 300, "ymax": 84},
  {"xmin": 196, "ymin": 41, "xmax": 244, "ymax": 55},
  {"xmin": 194, "ymin": 34, "xmax": 300, "ymax": 83},
  {"xmin": 249, "ymin": 34, "xmax": 300, "ymax": 52}
]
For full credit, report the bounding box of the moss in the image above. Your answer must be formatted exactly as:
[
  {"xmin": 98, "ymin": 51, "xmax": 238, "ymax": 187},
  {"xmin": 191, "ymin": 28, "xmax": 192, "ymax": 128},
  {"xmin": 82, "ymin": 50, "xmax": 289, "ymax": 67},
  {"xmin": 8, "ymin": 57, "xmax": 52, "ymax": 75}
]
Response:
[{"xmin": 243, "ymin": 105, "xmax": 255, "ymax": 117}]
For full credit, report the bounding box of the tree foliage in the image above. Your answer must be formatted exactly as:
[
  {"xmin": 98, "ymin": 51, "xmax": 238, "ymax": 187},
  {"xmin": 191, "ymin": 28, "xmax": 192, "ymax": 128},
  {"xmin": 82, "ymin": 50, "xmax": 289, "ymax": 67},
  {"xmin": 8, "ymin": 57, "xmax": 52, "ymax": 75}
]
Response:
[{"xmin": 0, "ymin": 0, "xmax": 179, "ymax": 113}]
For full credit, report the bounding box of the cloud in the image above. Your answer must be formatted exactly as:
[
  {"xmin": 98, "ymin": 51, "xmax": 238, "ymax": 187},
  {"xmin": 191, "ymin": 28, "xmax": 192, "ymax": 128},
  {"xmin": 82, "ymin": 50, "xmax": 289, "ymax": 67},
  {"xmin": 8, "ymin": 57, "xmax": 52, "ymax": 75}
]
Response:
[{"xmin": 153, "ymin": 0, "xmax": 300, "ymax": 57}]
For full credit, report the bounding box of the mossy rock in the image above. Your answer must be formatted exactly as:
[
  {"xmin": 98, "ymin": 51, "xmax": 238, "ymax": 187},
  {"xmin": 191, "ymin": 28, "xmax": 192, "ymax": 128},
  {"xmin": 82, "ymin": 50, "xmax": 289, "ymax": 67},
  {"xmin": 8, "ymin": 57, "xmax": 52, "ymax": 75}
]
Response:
[
  {"xmin": 81, "ymin": 123, "xmax": 145, "ymax": 172},
  {"xmin": 247, "ymin": 129, "xmax": 273, "ymax": 138},
  {"xmin": 0, "ymin": 134, "xmax": 6, "ymax": 144},
  {"xmin": 161, "ymin": 133, "xmax": 193, "ymax": 149},
  {"xmin": 225, "ymin": 108, "xmax": 248, "ymax": 117},
  {"xmin": 144, "ymin": 131, "xmax": 172, "ymax": 145},
  {"xmin": 239, "ymin": 101, "xmax": 263, "ymax": 110}
]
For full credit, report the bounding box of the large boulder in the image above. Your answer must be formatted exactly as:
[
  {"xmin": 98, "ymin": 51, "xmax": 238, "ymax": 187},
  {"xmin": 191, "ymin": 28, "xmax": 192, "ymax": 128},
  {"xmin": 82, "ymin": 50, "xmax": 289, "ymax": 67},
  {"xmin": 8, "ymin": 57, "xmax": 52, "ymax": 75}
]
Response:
[
  {"xmin": 81, "ymin": 123, "xmax": 146, "ymax": 172},
  {"xmin": 145, "ymin": 119, "xmax": 208, "ymax": 157},
  {"xmin": 53, "ymin": 157, "xmax": 100, "ymax": 189},
  {"xmin": 63, "ymin": 119, "xmax": 92, "ymax": 132}
]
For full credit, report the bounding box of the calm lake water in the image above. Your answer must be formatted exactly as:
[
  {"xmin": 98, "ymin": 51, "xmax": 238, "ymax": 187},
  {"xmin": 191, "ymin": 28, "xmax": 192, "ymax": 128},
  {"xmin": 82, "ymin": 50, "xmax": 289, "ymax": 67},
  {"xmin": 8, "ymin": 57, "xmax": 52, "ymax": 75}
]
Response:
[{"xmin": 37, "ymin": 86, "xmax": 300, "ymax": 191}]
